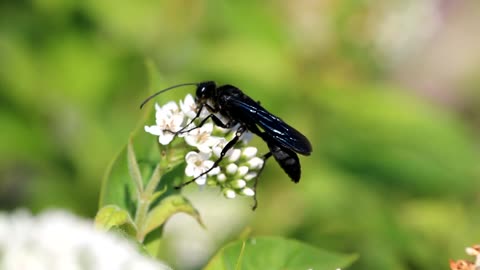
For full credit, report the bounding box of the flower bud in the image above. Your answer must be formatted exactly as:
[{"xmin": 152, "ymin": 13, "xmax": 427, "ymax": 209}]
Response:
[
  {"xmin": 228, "ymin": 149, "xmax": 242, "ymax": 162},
  {"xmin": 232, "ymin": 179, "xmax": 247, "ymax": 189},
  {"xmin": 244, "ymin": 172, "xmax": 258, "ymax": 181},
  {"xmin": 242, "ymin": 147, "xmax": 258, "ymax": 158},
  {"xmin": 242, "ymin": 187, "xmax": 255, "ymax": 197},
  {"xmin": 217, "ymin": 173, "xmax": 227, "ymax": 182},
  {"xmin": 223, "ymin": 188, "xmax": 236, "ymax": 199},
  {"xmin": 237, "ymin": 166, "xmax": 249, "ymax": 176},
  {"xmin": 248, "ymin": 157, "xmax": 264, "ymax": 170},
  {"xmin": 226, "ymin": 163, "xmax": 238, "ymax": 175}
]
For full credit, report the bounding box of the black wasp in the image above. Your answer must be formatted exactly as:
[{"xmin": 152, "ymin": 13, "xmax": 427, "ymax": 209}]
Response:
[{"xmin": 141, "ymin": 81, "xmax": 312, "ymax": 209}]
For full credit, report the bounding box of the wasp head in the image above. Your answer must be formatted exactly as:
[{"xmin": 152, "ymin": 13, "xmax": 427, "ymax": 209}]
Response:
[{"xmin": 196, "ymin": 81, "xmax": 216, "ymax": 102}]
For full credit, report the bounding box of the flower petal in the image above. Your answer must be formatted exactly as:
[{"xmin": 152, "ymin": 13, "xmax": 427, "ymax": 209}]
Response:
[
  {"xmin": 195, "ymin": 175, "xmax": 207, "ymax": 185},
  {"xmin": 197, "ymin": 144, "xmax": 213, "ymax": 154},
  {"xmin": 185, "ymin": 164, "xmax": 196, "ymax": 177},
  {"xmin": 158, "ymin": 133, "xmax": 174, "ymax": 145},
  {"xmin": 145, "ymin": 125, "xmax": 162, "ymax": 136},
  {"xmin": 185, "ymin": 151, "xmax": 199, "ymax": 164},
  {"xmin": 162, "ymin": 101, "xmax": 179, "ymax": 113},
  {"xmin": 207, "ymin": 166, "xmax": 220, "ymax": 176}
]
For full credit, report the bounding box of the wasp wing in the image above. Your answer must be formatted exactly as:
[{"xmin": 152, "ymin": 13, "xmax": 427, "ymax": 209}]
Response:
[{"xmin": 228, "ymin": 98, "xmax": 312, "ymax": 155}]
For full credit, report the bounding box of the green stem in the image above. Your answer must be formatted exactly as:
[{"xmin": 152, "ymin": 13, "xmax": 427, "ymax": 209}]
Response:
[
  {"xmin": 134, "ymin": 194, "xmax": 150, "ymax": 242},
  {"xmin": 135, "ymin": 147, "xmax": 170, "ymax": 242}
]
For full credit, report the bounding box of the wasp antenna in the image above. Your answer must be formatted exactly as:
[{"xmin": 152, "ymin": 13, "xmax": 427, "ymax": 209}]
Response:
[{"xmin": 140, "ymin": 82, "xmax": 199, "ymax": 109}]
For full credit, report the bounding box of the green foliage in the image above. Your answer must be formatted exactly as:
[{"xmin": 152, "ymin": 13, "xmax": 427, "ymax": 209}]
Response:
[
  {"xmin": 1, "ymin": 1, "xmax": 479, "ymax": 270},
  {"xmin": 205, "ymin": 236, "xmax": 357, "ymax": 270},
  {"xmin": 95, "ymin": 205, "xmax": 137, "ymax": 236}
]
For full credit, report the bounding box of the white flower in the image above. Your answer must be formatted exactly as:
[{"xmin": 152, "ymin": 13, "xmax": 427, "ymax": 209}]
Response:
[
  {"xmin": 212, "ymin": 138, "xmax": 234, "ymax": 158},
  {"xmin": 161, "ymin": 101, "xmax": 181, "ymax": 115},
  {"xmin": 184, "ymin": 123, "xmax": 222, "ymax": 153},
  {"xmin": 179, "ymin": 94, "xmax": 198, "ymax": 119},
  {"xmin": 185, "ymin": 151, "xmax": 220, "ymax": 185},
  {"xmin": 180, "ymin": 94, "xmax": 211, "ymax": 120},
  {"xmin": 241, "ymin": 187, "xmax": 255, "ymax": 197},
  {"xmin": 0, "ymin": 210, "xmax": 172, "ymax": 270},
  {"xmin": 145, "ymin": 102, "xmax": 185, "ymax": 145}
]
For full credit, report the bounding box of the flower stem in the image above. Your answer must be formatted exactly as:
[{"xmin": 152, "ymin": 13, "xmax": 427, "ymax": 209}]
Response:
[{"xmin": 134, "ymin": 147, "xmax": 170, "ymax": 242}]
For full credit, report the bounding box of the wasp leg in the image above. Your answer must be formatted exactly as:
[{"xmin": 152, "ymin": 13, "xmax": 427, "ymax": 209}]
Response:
[
  {"xmin": 251, "ymin": 151, "xmax": 272, "ymax": 210},
  {"xmin": 176, "ymin": 104, "xmax": 205, "ymax": 133},
  {"xmin": 163, "ymin": 104, "xmax": 205, "ymax": 135},
  {"xmin": 165, "ymin": 104, "xmax": 234, "ymax": 135},
  {"xmin": 175, "ymin": 126, "xmax": 245, "ymax": 189}
]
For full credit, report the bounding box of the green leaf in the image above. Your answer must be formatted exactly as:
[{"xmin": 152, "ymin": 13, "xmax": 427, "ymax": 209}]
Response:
[
  {"xmin": 98, "ymin": 100, "xmax": 160, "ymax": 215},
  {"xmin": 98, "ymin": 144, "xmax": 137, "ymax": 214},
  {"xmin": 95, "ymin": 205, "xmax": 137, "ymax": 237},
  {"xmin": 204, "ymin": 236, "xmax": 358, "ymax": 270},
  {"xmin": 128, "ymin": 138, "xmax": 144, "ymax": 194},
  {"xmin": 143, "ymin": 195, "xmax": 205, "ymax": 237},
  {"xmin": 149, "ymin": 162, "xmax": 187, "ymax": 209}
]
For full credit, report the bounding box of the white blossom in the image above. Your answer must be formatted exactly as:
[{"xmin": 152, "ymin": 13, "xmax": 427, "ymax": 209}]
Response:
[
  {"xmin": 212, "ymin": 138, "xmax": 234, "ymax": 158},
  {"xmin": 161, "ymin": 101, "xmax": 181, "ymax": 115},
  {"xmin": 185, "ymin": 151, "xmax": 220, "ymax": 185},
  {"xmin": 0, "ymin": 210, "xmax": 172, "ymax": 270},
  {"xmin": 180, "ymin": 94, "xmax": 210, "ymax": 120},
  {"xmin": 184, "ymin": 123, "xmax": 221, "ymax": 153},
  {"xmin": 145, "ymin": 102, "xmax": 184, "ymax": 145},
  {"xmin": 179, "ymin": 94, "xmax": 198, "ymax": 119}
]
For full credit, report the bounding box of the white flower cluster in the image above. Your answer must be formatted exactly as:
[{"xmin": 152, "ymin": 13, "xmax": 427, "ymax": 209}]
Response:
[
  {"xmin": 0, "ymin": 210, "xmax": 172, "ymax": 270},
  {"xmin": 144, "ymin": 94, "xmax": 264, "ymax": 198}
]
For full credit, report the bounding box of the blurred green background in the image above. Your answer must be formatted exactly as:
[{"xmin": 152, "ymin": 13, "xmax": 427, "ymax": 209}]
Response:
[{"xmin": 1, "ymin": 0, "xmax": 480, "ymax": 269}]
